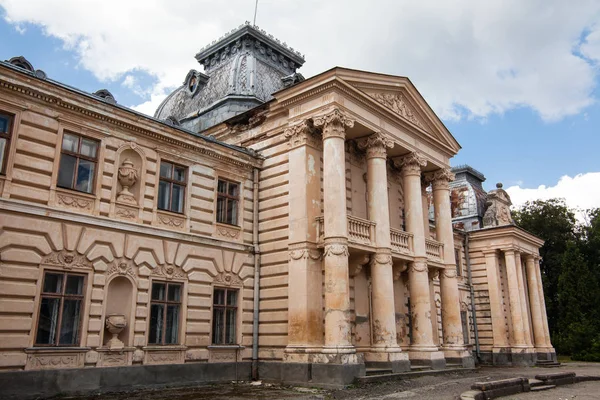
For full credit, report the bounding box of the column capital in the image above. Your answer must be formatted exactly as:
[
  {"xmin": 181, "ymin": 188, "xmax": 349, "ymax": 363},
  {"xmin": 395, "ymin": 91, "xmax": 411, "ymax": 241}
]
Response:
[
  {"xmin": 425, "ymin": 168, "xmax": 455, "ymax": 191},
  {"xmin": 284, "ymin": 119, "xmax": 322, "ymax": 149},
  {"xmin": 358, "ymin": 132, "xmax": 394, "ymax": 159},
  {"xmin": 313, "ymin": 108, "xmax": 354, "ymax": 140},
  {"xmin": 394, "ymin": 152, "xmax": 427, "ymax": 177}
]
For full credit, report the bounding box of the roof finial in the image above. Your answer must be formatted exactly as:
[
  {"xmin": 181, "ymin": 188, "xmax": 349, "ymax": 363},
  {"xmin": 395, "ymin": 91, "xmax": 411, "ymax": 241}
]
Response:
[{"xmin": 253, "ymin": 0, "xmax": 259, "ymax": 26}]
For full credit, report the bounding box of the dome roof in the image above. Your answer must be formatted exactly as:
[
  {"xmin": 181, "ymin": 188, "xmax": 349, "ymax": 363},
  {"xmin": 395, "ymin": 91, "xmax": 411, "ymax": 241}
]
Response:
[{"xmin": 155, "ymin": 22, "xmax": 305, "ymax": 133}]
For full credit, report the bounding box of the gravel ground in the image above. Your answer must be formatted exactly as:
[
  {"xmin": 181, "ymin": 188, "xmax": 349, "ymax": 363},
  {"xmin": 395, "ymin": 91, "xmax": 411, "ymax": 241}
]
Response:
[{"xmin": 57, "ymin": 362, "xmax": 600, "ymax": 400}]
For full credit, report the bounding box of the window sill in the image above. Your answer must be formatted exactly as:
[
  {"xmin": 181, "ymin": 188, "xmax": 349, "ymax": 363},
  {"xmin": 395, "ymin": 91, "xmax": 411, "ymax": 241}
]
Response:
[
  {"xmin": 55, "ymin": 186, "xmax": 96, "ymax": 199},
  {"xmin": 214, "ymin": 223, "xmax": 242, "ymax": 241},
  {"xmin": 25, "ymin": 347, "xmax": 91, "ymax": 353},
  {"xmin": 207, "ymin": 345, "xmax": 245, "ymax": 350},
  {"xmin": 155, "ymin": 210, "xmax": 187, "ymax": 230}
]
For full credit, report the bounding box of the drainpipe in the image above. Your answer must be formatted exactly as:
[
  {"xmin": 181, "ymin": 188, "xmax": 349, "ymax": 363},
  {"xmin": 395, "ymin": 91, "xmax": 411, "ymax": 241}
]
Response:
[
  {"xmin": 251, "ymin": 167, "xmax": 261, "ymax": 380},
  {"xmin": 464, "ymin": 232, "xmax": 481, "ymax": 361}
]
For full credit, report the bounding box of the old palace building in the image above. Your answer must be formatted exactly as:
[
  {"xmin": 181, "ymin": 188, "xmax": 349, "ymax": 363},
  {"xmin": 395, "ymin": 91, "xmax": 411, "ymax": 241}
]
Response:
[{"xmin": 0, "ymin": 23, "xmax": 555, "ymax": 396}]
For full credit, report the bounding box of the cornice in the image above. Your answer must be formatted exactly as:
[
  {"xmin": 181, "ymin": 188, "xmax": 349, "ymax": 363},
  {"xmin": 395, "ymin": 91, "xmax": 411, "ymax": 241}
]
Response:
[
  {"xmin": 0, "ymin": 73, "xmax": 262, "ymax": 171},
  {"xmin": 468, "ymin": 224, "xmax": 545, "ymax": 247}
]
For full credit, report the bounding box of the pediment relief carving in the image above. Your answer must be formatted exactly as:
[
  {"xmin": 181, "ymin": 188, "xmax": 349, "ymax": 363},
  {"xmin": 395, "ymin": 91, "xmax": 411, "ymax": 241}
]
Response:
[
  {"xmin": 368, "ymin": 91, "xmax": 426, "ymax": 130},
  {"xmin": 42, "ymin": 250, "xmax": 93, "ymax": 270}
]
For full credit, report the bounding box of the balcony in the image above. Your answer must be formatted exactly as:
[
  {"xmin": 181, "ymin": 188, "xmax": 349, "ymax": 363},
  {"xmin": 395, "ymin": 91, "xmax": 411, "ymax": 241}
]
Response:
[
  {"xmin": 316, "ymin": 215, "xmax": 376, "ymax": 247},
  {"xmin": 390, "ymin": 228, "xmax": 413, "ymax": 255},
  {"xmin": 425, "ymin": 238, "xmax": 444, "ymax": 262}
]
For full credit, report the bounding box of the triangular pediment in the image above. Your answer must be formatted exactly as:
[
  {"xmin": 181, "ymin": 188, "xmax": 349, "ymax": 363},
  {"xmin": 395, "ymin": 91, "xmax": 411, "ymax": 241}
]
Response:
[{"xmin": 333, "ymin": 69, "xmax": 461, "ymax": 155}]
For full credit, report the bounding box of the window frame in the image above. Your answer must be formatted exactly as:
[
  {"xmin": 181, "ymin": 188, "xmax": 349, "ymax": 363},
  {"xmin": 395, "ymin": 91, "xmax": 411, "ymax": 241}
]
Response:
[
  {"xmin": 148, "ymin": 280, "xmax": 183, "ymax": 346},
  {"xmin": 211, "ymin": 287, "xmax": 239, "ymax": 345},
  {"xmin": 157, "ymin": 160, "xmax": 187, "ymax": 214},
  {"xmin": 216, "ymin": 178, "xmax": 240, "ymax": 226},
  {"xmin": 0, "ymin": 111, "xmax": 14, "ymax": 175},
  {"xmin": 57, "ymin": 132, "xmax": 99, "ymax": 194},
  {"xmin": 34, "ymin": 270, "xmax": 87, "ymax": 347}
]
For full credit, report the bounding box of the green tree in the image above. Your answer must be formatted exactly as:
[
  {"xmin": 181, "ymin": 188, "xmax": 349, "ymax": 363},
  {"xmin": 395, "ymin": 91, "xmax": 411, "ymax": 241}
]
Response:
[{"xmin": 512, "ymin": 199, "xmax": 578, "ymax": 346}]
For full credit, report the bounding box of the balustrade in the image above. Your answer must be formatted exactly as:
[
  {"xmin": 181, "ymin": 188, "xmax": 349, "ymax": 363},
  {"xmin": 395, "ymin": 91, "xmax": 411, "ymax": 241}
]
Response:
[
  {"xmin": 425, "ymin": 238, "xmax": 444, "ymax": 261},
  {"xmin": 390, "ymin": 228, "xmax": 413, "ymax": 254}
]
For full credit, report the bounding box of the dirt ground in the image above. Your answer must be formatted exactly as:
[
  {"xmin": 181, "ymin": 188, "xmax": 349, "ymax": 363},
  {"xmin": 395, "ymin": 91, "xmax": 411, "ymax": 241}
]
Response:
[{"xmin": 58, "ymin": 362, "xmax": 600, "ymax": 400}]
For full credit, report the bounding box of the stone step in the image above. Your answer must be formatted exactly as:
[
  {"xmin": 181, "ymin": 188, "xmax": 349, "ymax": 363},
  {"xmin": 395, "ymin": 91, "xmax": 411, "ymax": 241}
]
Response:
[
  {"xmin": 530, "ymin": 384, "xmax": 556, "ymax": 391},
  {"xmin": 357, "ymin": 367, "xmax": 477, "ymax": 385},
  {"xmin": 536, "ymin": 362, "xmax": 561, "ymax": 368},
  {"xmin": 528, "ymin": 378, "xmax": 545, "ymax": 387},
  {"xmin": 410, "ymin": 365, "xmax": 433, "ymax": 371},
  {"xmin": 365, "ymin": 368, "xmax": 393, "ymax": 376}
]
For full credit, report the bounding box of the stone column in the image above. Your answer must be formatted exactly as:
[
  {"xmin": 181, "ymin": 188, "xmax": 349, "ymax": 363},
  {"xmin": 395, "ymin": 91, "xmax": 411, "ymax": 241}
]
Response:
[
  {"xmin": 359, "ymin": 133, "xmax": 407, "ymax": 371},
  {"xmin": 483, "ymin": 250, "xmax": 510, "ymax": 351},
  {"xmin": 429, "ymin": 169, "xmax": 471, "ymax": 365},
  {"xmin": 313, "ymin": 109, "xmax": 355, "ymax": 354},
  {"xmin": 284, "ymin": 120, "xmax": 324, "ymax": 361},
  {"xmin": 534, "ymin": 258, "xmax": 553, "ymax": 349},
  {"xmin": 396, "ymin": 153, "xmax": 445, "ymax": 368},
  {"xmin": 504, "ymin": 249, "xmax": 527, "ymax": 348},
  {"xmin": 515, "ymin": 252, "xmax": 533, "ymax": 347},
  {"xmin": 524, "ymin": 254, "xmax": 547, "ymax": 350}
]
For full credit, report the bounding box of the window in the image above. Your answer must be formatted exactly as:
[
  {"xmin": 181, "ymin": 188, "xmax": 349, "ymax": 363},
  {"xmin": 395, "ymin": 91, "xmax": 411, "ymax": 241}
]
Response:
[
  {"xmin": 57, "ymin": 132, "xmax": 99, "ymax": 194},
  {"xmin": 0, "ymin": 112, "xmax": 14, "ymax": 174},
  {"xmin": 35, "ymin": 271, "xmax": 85, "ymax": 346},
  {"xmin": 455, "ymin": 248, "xmax": 462, "ymax": 277},
  {"xmin": 461, "ymin": 310, "xmax": 469, "ymax": 344},
  {"xmin": 216, "ymin": 179, "xmax": 239, "ymax": 225},
  {"xmin": 149, "ymin": 281, "xmax": 182, "ymax": 345},
  {"xmin": 158, "ymin": 161, "xmax": 186, "ymax": 213},
  {"xmin": 212, "ymin": 287, "xmax": 238, "ymax": 345}
]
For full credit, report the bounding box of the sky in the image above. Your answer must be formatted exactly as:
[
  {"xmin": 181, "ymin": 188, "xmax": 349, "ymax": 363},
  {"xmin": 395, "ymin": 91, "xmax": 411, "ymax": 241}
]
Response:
[{"xmin": 1, "ymin": 0, "xmax": 599, "ymax": 218}]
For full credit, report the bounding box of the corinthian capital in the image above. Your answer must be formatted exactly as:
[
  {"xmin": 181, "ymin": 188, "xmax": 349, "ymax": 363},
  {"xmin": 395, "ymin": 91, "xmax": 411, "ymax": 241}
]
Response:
[
  {"xmin": 358, "ymin": 132, "xmax": 394, "ymax": 159},
  {"xmin": 284, "ymin": 119, "xmax": 321, "ymax": 149},
  {"xmin": 425, "ymin": 168, "xmax": 455, "ymax": 190},
  {"xmin": 313, "ymin": 108, "xmax": 354, "ymax": 140},
  {"xmin": 394, "ymin": 152, "xmax": 427, "ymax": 177}
]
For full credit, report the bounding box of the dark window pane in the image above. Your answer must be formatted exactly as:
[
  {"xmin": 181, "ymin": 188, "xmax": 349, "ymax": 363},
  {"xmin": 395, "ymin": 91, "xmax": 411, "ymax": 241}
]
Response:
[
  {"xmin": 57, "ymin": 154, "xmax": 77, "ymax": 189},
  {"xmin": 217, "ymin": 180, "xmax": 227, "ymax": 194},
  {"xmin": 168, "ymin": 284, "xmax": 181, "ymax": 302},
  {"xmin": 225, "ymin": 309, "xmax": 236, "ymax": 344},
  {"xmin": 76, "ymin": 159, "xmax": 95, "ymax": 193},
  {"xmin": 80, "ymin": 138, "xmax": 98, "ymax": 158},
  {"xmin": 159, "ymin": 162, "xmax": 172, "ymax": 179},
  {"xmin": 149, "ymin": 304, "xmax": 164, "ymax": 344},
  {"xmin": 158, "ymin": 181, "xmax": 170, "ymax": 211},
  {"xmin": 212, "ymin": 308, "xmax": 224, "ymax": 344},
  {"xmin": 62, "ymin": 133, "xmax": 79, "ymax": 153},
  {"xmin": 0, "ymin": 115, "xmax": 8, "ymax": 133},
  {"xmin": 227, "ymin": 290, "xmax": 237, "ymax": 306},
  {"xmin": 228, "ymin": 183, "xmax": 239, "ymax": 197},
  {"xmin": 59, "ymin": 299, "xmax": 81, "ymax": 345},
  {"xmin": 227, "ymin": 199, "xmax": 238, "ymax": 225},
  {"xmin": 152, "ymin": 282, "xmax": 166, "ymax": 301},
  {"xmin": 166, "ymin": 305, "xmax": 180, "ymax": 344},
  {"xmin": 0, "ymin": 138, "xmax": 7, "ymax": 173},
  {"xmin": 216, "ymin": 197, "xmax": 226, "ymax": 223},
  {"xmin": 43, "ymin": 273, "xmax": 63, "ymax": 294},
  {"xmin": 213, "ymin": 289, "xmax": 225, "ymax": 305},
  {"xmin": 173, "ymin": 166, "xmax": 185, "ymax": 182},
  {"xmin": 65, "ymin": 275, "xmax": 84, "ymax": 295},
  {"xmin": 171, "ymin": 184, "xmax": 184, "ymax": 213},
  {"xmin": 36, "ymin": 297, "xmax": 60, "ymax": 345}
]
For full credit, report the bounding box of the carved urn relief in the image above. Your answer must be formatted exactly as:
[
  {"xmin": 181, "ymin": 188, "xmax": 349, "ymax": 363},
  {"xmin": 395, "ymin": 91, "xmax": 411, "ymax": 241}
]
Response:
[
  {"xmin": 105, "ymin": 314, "xmax": 127, "ymax": 350},
  {"xmin": 117, "ymin": 159, "xmax": 138, "ymax": 204}
]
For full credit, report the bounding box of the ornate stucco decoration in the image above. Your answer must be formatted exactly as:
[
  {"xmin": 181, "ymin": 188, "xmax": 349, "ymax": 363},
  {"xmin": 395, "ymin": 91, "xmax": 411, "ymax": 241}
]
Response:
[
  {"xmin": 346, "ymin": 140, "xmax": 366, "ymax": 167},
  {"xmin": 93, "ymin": 89, "xmax": 117, "ymax": 104},
  {"xmin": 116, "ymin": 159, "xmax": 138, "ymax": 204},
  {"xmin": 425, "ymin": 168, "xmax": 456, "ymax": 190},
  {"xmin": 289, "ymin": 248, "xmax": 322, "ymax": 261},
  {"xmin": 369, "ymin": 92, "xmax": 425, "ymax": 130},
  {"xmin": 42, "ymin": 251, "xmax": 92, "ymax": 270},
  {"xmin": 152, "ymin": 264, "xmax": 186, "ymax": 280},
  {"xmin": 284, "ymin": 119, "xmax": 321, "ymax": 149},
  {"xmin": 107, "ymin": 259, "xmax": 137, "ymax": 279},
  {"xmin": 313, "ymin": 109, "xmax": 355, "ymax": 140},
  {"xmin": 482, "ymin": 183, "xmax": 514, "ymax": 227},
  {"xmin": 394, "ymin": 152, "xmax": 427, "ymax": 177},
  {"xmin": 358, "ymin": 132, "xmax": 394, "ymax": 159},
  {"xmin": 56, "ymin": 192, "xmax": 94, "ymax": 210},
  {"xmin": 393, "ymin": 262, "xmax": 408, "ymax": 281},
  {"xmin": 215, "ymin": 225, "xmax": 241, "ymax": 239},
  {"xmin": 213, "ymin": 271, "xmax": 243, "ymax": 287}
]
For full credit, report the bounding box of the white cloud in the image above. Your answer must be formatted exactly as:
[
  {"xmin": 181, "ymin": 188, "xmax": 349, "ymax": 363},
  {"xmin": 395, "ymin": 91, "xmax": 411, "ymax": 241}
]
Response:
[
  {"xmin": 506, "ymin": 172, "xmax": 600, "ymax": 220},
  {"xmin": 1, "ymin": 0, "xmax": 600, "ymax": 120}
]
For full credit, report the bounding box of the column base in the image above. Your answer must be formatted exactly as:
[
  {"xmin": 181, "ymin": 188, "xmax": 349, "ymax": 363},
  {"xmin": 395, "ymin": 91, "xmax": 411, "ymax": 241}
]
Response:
[
  {"xmin": 409, "ymin": 348, "xmax": 447, "ymax": 370},
  {"xmin": 322, "ymin": 345, "xmax": 356, "ymax": 354},
  {"xmin": 510, "ymin": 347, "xmax": 537, "ymax": 366},
  {"xmin": 363, "ymin": 349, "xmax": 410, "ymax": 373},
  {"xmin": 283, "ymin": 346, "xmax": 323, "ymax": 363},
  {"xmin": 536, "ymin": 348, "xmax": 557, "ymax": 363},
  {"xmin": 442, "ymin": 347, "xmax": 475, "ymax": 368}
]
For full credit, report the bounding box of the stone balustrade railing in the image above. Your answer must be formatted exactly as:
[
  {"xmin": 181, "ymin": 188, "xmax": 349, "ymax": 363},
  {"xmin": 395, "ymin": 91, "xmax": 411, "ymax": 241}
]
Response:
[
  {"xmin": 390, "ymin": 228, "xmax": 413, "ymax": 254},
  {"xmin": 425, "ymin": 238, "xmax": 444, "ymax": 261},
  {"xmin": 315, "ymin": 215, "xmax": 376, "ymax": 246}
]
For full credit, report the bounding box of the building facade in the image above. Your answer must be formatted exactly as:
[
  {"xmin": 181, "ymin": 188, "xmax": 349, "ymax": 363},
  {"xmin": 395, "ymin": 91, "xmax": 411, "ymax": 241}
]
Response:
[{"xmin": 0, "ymin": 23, "xmax": 555, "ymax": 398}]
